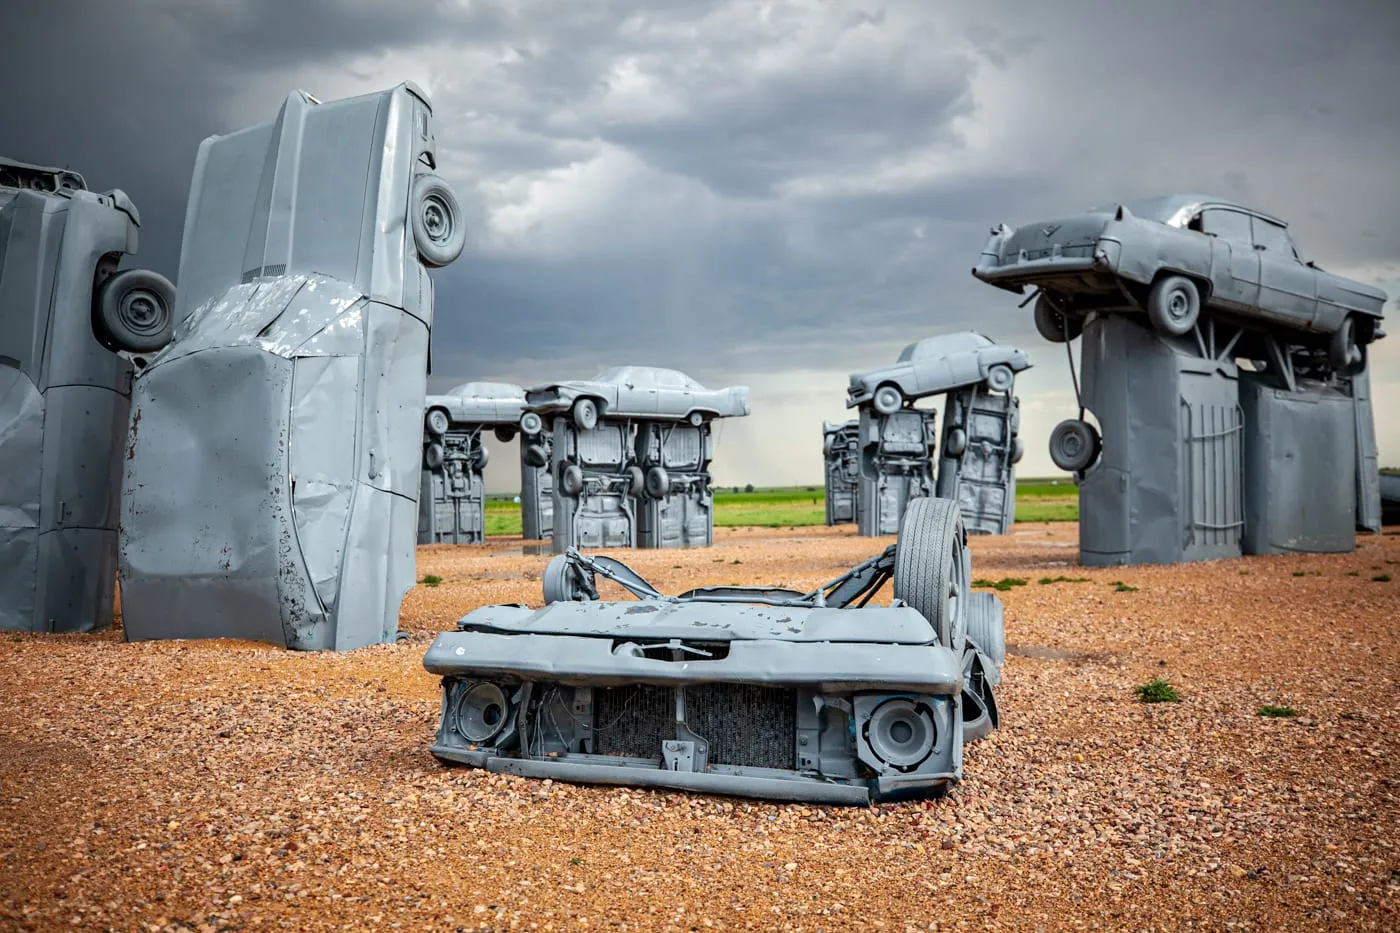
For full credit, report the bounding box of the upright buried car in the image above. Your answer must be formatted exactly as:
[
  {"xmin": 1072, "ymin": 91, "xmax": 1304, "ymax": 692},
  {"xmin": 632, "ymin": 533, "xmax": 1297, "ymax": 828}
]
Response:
[
  {"xmin": 972, "ymin": 195, "xmax": 1387, "ymax": 375},
  {"xmin": 0, "ymin": 157, "xmax": 176, "ymax": 633},
  {"xmin": 424, "ymin": 497, "xmax": 1005, "ymax": 804},
  {"xmin": 120, "ymin": 83, "xmax": 464, "ymax": 650}
]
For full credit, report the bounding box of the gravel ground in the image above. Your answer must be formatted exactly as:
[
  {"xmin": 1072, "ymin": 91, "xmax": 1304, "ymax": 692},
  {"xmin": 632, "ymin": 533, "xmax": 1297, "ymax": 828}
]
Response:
[{"xmin": 2, "ymin": 522, "xmax": 1397, "ymax": 931}]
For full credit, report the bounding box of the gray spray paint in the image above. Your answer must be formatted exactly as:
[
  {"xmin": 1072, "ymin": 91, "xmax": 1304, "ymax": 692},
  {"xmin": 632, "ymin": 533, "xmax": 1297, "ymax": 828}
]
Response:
[
  {"xmin": 822, "ymin": 420, "xmax": 859, "ymax": 526},
  {"xmin": 119, "ymin": 83, "xmax": 463, "ymax": 650},
  {"xmin": 1350, "ymin": 363, "xmax": 1382, "ymax": 534},
  {"xmin": 420, "ymin": 382, "xmax": 526, "ymax": 545},
  {"xmin": 525, "ymin": 367, "xmax": 749, "ymax": 552},
  {"xmin": 519, "ymin": 428, "xmax": 554, "ymax": 541},
  {"xmin": 0, "ymin": 158, "xmax": 174, "ymax": 633},
  {"xmin": 846, "ymin": 332, "xmax": 1029, "ymax": 537}
]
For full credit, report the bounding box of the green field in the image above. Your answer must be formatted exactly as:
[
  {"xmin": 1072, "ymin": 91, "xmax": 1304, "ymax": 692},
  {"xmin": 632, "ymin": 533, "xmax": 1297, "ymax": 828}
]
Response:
[{"xmin": 482, "ymin": 477, "xmax": 1078, "ymax": 536}]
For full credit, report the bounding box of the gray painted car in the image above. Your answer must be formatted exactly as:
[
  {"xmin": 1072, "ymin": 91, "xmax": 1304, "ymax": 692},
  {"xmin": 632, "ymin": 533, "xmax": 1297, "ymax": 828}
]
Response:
[
  {"xmin": 424, "ymin": 381, "xmax": 528, "ymax": 439},
  {"xmin": 0, "ymin": 158, "xmax": 176, "ymax": 633},
  {"xmin": 822, "ymin": 419, "xmax": 859, "ymax": 526},
  {"xmin": 526, "ymin": 366, "xmax": 749, "ymax": 429},
  {"xmin": 972, "ymin": 194, "xmax": 1388, "ymax": 375},
  {"xmin": 424, "ymin": 497, "xmax": 1004, "ymax": 805},
  {"xmin": 846, "ymin": 332, "xmax": 1030, "ymax": 415},
  {"xmin": 120, "ymin": 82, "xmax": 463, "ymax": 650}
]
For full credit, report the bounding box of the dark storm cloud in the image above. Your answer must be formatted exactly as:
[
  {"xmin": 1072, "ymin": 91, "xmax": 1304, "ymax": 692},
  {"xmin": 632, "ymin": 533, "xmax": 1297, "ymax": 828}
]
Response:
[{"xmin": 5, "ymin": 0, "xmax": 1398, "ymax": 479}]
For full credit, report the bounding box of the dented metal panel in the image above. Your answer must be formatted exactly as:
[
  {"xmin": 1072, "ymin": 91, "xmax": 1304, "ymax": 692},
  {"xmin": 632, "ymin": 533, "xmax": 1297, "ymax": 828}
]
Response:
[
  {"xmin": 855, "ymin": 407, "xmax": 936, "ymax": 536},
  {"xmin": 119, "ymin": 82, "xmax": 462, "ymax": 650},
  {"xmin": 1350, "ymin": 364, "xmax": 1382, "ymax": 533},
  {"xmin": 520, "ymin": 429, "xmax": 554, "ymax": 541},
  {"xmin": 823, "ymin": 420, "xmax": 859, "ymax": 526}
]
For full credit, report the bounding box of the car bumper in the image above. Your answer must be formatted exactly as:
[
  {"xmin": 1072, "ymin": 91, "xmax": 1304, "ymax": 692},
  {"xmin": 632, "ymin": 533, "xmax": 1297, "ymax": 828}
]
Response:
[
  {"xmin": 424, "ymin": 631, "xmax": 963, "ymax": 694},
  {"xmin": 427, "ymin": 746, "xmax": 956, "ymax": 805},
  {"xmin": 972, "ymin": 236, "xmax": 1122, "ymax": 291}
]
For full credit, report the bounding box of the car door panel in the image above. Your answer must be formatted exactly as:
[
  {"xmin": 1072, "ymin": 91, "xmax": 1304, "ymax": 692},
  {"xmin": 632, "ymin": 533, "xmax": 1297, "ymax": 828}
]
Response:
[
  {"xmin": 1199, "ymin": 209, "xmax": 1259, "ymax": 311},
  {"xmin": 1251, "ymin": 217, "xmax": 1318, "ymax": 330}
]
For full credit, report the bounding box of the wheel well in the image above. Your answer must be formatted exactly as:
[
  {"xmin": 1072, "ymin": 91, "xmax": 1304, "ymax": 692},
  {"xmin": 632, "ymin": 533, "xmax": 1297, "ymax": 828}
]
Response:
[{"xmin": 1151, "ymin": 268, "xmax": 1212, "ymax": 305}]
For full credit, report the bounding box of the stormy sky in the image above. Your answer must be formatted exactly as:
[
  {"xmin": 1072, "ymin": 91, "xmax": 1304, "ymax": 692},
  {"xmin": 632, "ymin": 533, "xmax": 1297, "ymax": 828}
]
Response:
[{"xmin": 6, "ymin": 0, "xmax": 1397, "ymax": 491}]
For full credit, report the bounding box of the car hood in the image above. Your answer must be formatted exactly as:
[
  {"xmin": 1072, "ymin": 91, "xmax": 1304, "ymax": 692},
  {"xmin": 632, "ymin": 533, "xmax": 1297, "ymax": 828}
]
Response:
[{"xmin": 455, "ymin": 600, "xmax": 937, "ymax": 645}]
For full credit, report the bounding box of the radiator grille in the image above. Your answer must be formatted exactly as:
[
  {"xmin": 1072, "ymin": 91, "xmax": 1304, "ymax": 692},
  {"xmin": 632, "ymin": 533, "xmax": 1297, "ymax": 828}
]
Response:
[{"xmin": 590, "ymin": 684, "xmax": 796, "ymax": 770}]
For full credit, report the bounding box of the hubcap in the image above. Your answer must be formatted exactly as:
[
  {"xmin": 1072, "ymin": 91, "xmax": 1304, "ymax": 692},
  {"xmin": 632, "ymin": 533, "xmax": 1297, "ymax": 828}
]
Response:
[
  {"xmin": 423, "ymin": 196, "xmax": 450, "ymax": 242},
  {"xmin": 121, "ymin": 290, "xmax": 164, "ymax": 334},
  {"xmin": 1168, "ymin": 289, "xmax": 1188, "ymax": 319}
]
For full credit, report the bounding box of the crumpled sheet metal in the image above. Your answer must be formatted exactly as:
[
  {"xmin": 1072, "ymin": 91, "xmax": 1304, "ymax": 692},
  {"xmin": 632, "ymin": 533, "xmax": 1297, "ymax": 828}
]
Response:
[
  {"xmin": 0, "ymin": 367, "xmax": 43, "ymax": 631},
  {"xmin": 119, "ymin": 82, "xmax": 448, "ymax": 650}
]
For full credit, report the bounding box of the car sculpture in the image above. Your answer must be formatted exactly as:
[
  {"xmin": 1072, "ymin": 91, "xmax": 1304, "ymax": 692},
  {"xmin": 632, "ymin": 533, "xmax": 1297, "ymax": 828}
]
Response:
[
  {"xmin": 424, "ymin": 381, "xmax": 529, "ymax": 445},
  {"xmin": 526, "ymin": 366, "xmax": 750, "ymax": 430},
  {"xmin": 847, "ymin": 332, "xmax": 1031, "ymax": 416},
  {"xmin": 972, "ymin": 194, "xmax": 1387, "ymax": 375},
  {"xmin": 423, "ymin": 497, "xmax": 1006, "ymax": 804}
]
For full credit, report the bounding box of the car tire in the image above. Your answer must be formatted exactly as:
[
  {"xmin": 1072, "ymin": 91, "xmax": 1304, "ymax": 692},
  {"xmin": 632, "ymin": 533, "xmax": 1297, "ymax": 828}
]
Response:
[
  {"xmin": 985, "ymin": 363, "xmax": 1014, "ymax": 393},
  {"xmin": 1048, "ymin": 418, "xmax": 1101, "ymax": 473},
  {"xmin": 560, "ymin": 463, "xmax": 584, "ymax": 496},
  {"xmin": 965, "ymin": 591, "xmax": 1005, "ymax": 668},
  {"xmin": 1329, "ymin": 315, "xmax": 1366, "ymax": 375},
  {"xmin": 945, "ymin": 427, "xmax": 967, "ymax": 458},
  {"xmin": 893, "ymin": 497, "xmax": 968, "ymax": 653},
  {"xmin": 423, "ymin": 442, "xmax": 444, "ymax": 471},
  {"xmin": 687, "ymin": 411, "xmax": 704, "ymax": 427},
  {"xmin": 542, "ymin": 554, "xmax": 591, "ymax": 604},
  {"xmin": 1010, "ymin": 436, "xmax": 1024, "ymax": 465},
  {"xmin": 520, "ymin": 411, "xmax": 544, "ymax": 436},
  {"xmin": 626, "ymin": 465, "xmax": 646, "ymax": 496},
  {"xmin": 872, "ymin": 384, "xmax": 904, "ymax": 416},
  {"xmin": 425, "ymin": 407, "xmax": 450, "ymax": 437},
  {"xmin": 410, "ymin": 173, "xmax": 466, "ymax": 268},
  {"xmin": 523, "ymin": 443, "xmax": 549, "ymax": 469},
  {"xmin": 823, "ymin": 434, "xmax": 834, "ymax": 456},
  {"xmin": 494, "ymin": 426, "xmax": 517, "ymax": 443},
  {"xmin": 95, "ymin": 268, "xmax": 177, "ymax": 353},
  {"xmin": 644, "ymin": 465, "xmax": 670, "ymax": 499},
  {"xmin": 1033, "ymin": 293, "xmax": 1082, "ymax": 343},
  {"xmin": 472, "ymin": 444, "xmax": 489, "ymax": 470},
  {"xmin": 961, "ymin": 649, "xmax": 1001, "ymax": 743},
  {"xmin": 572, "ymin": 397, "xmax": 599, "ymax": 431},
  {"xmin": 1146, "ymin": 275, "xmax": 1200, "ymax": 336}
]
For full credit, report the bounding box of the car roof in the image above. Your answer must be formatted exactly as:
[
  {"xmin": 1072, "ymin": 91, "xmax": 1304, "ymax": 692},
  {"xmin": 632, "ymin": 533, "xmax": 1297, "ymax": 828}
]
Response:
[
  {"xmin": 592, "ymin": 366, "xmax": 705, "ymax": 390},
  {"xmin": 1097, "ymin": 194, "xmax": 1288, "ymax": 229},
  {"xmin": 896, "ymin": 331, "xmax": 994, "ymax": 362},
  {"xmin": 445, "ymin": 381, "xmax": 524, "ymax": 400}
]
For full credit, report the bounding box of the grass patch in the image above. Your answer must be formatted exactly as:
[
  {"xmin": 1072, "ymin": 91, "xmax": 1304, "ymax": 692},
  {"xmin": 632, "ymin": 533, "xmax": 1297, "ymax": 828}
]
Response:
[
  {"xmin": 1291, "ymin": 571, "xmax": 1306, "ymax": 577},
  {"xmin": 1038, "ymin": 575, "xmax": 1090, "ymax": 585},
  {"xmin": 1345, "ymin": 571, "xmax": 1360, "ymax": 577},
  {"xmin": 973, "ymin": 577, "xmax": 1028, "ymax": 592},
  {"xmin": 1372, "ymin": 574, "xmax": 1391, "ymax": 583},
  {"xmin": 1112, "ymin": 581, "xmax": 1139, "ymax": 592},
  {"xmin": 1257, "ymin": 705, "xmax": 1297, "ymax": 718},
  {"xmin": 420, "ymin": 574, "xmax": 442, "ymax": 587},
  {"xmin": 1135, "ymin": 678, "xmax": 1181, "ymax": 703}
]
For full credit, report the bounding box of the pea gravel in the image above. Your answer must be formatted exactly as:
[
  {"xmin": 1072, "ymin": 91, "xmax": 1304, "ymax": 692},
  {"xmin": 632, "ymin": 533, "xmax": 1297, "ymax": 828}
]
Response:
[{"xmin": 1, "ymin": 522, "xmax": 1396, "ymax": 931}]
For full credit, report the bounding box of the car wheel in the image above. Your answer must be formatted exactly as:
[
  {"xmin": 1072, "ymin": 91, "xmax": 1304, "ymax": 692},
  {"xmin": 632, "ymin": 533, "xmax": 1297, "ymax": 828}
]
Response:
[
  {"xmin": 519, "ymin": 411, "xmax": 544, "ymax": 436},
  {"xmin": 95, "ymin": 268, "xmax": 177, "ymax": 354},
  {"xmin": 572, "ymin": 397, "xmax": 599, "ymax": 431},
  {"xmin": 423, "ymin": 442, "xmax": 444, "ymax": 471},
  {"xmin": 964, "ymin": 591, "xmax": 1005, "ymax": 668},
  {"xmin": 1329, "ymin": 315, "xmax": 1367, "ymax": 375},
  {"xmin": 472, "ymin": 444, "xmax": 489, "ymax": 470},
  {"xmin": 626, "ymin": 465, "xmax": 646, "ymax": 496},
  {"xmin": 823, "ymin": 434, "xmax": 834, "ymax": 456},
  {"xmin": 1048, "ymin": 418, "xmax": 1101, "ymax": 473},
  {"xmin": 543, "ymin": 553, "xmax": 592, "ymax": 603},
  {"xmin": 1033, "ymin": 293, "xmax": 1081, "ymax": 343},
  {"xmin": 560, "ymin": 463, "xmax": 584, "ymax": 495},
  {"xmin": 985, "ymin": 363, "xmax": 1014, "ymax": 393},
  {"xmin": 523, "ymin": 443, "xmax": 549, "ymax": 469},
  {"xmin": 494, "ymin": 426, "xmax": 517, "ymax": 443},
  {"xmin": 425, "ymin": 408, "xmax": 450, "ymax": 437},
  {"xmin": 945, "ymin": 427, "xmax": 967, "ymax": 458},
  {"xmin": 892, "ymin": 497, "xmax": 968, "ymax": 653},
  {"xmin": 1010, "ymin": 436, "xmax": 1025, "ymax": 465},
  {"xmin": 1146, "ymin": 275, "xmax": 1200, "ymax": 336},
  {"xmin": 961, "ymin": 650, "xmax": 1001, "ymax": 743},
  {"xmin": 410, "ymin": 173, "xmax": 466, "ymax": 268},
  {"xmin": 644, "ymin": 465, "xmax": 670, "ymax": 499},
  {"xmin": 872, "ymin": 384, "xmax": 904, "ymax": 416},
  {"xmin": 687, "ymin": 411, "xmax": 704, "ymax": 427}
]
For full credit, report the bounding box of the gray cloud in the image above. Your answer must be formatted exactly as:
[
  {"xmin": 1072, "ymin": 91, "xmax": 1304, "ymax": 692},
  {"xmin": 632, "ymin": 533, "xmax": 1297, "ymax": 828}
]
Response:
[{"xmin": 6, "ymin": 0, "xmax": 1399, "ymax": 487}]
